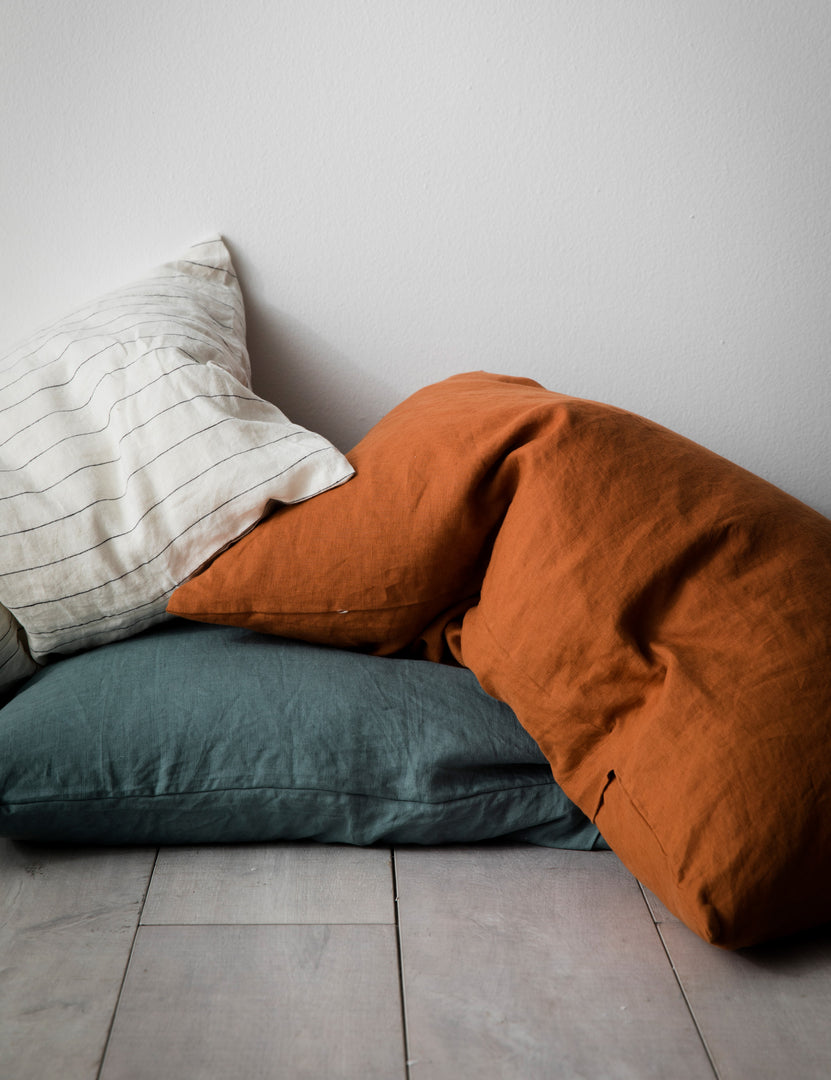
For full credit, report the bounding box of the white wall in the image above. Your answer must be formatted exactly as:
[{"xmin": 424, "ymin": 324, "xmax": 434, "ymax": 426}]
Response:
[{"xmin": 3, "ymin": 0, "xmax": 830, "ymax": 513}]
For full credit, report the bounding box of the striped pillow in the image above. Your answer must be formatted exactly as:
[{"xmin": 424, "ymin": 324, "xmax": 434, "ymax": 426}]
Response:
[
  {"xmin": 0, "ymin": 237, "xmax": 353, "ymax": 687},
  {"xmin": 0, "ymin": 604, "xmax": 36, "ymax": 698}
]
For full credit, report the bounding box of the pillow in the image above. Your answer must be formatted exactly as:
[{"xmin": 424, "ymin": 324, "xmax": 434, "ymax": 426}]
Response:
[
  {"xmin": 169, "ymin": 372, "xmax": 831, "ymax": 949},
  {"xmin": 0, "ymin": 619, "xmax": 602, "ymax": 850},
  {"xmin": 168, "ymin": 371, "xmax": 524, "ymax": 657},
  {"xmin": 0, "ymin": 236, "xmax": 353, "ymax": 692},
  {"xmin": 0, "ymin": 603, "xmax": 36, "ymax": 702}
]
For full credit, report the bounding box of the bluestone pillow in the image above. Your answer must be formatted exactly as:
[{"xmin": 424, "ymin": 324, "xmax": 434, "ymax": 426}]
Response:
[
  {"xmin": 169, "ymin": 372, "xmax": 831, "ymax": 948},
  {"xmin": 0, "ymin": 237, "xmax": 353, "ymax": 689},
  {"xmin": 0, "ymin": 619, "xmax": 602, "ymax": 850}
]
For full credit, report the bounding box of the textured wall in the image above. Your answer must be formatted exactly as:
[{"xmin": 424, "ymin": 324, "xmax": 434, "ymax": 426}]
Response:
[{"xmin": 2, "ymin": 1, "xmax": 830, "ymax": 512}]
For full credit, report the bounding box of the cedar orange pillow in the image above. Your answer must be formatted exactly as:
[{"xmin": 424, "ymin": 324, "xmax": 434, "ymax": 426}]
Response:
[
  {"xmin": 170, "ymin": 372, "xmax": 831, "ymax": 948},
  {"xmin": 170, "ymin": 372, "xmax": 538, "ymax": 658}
]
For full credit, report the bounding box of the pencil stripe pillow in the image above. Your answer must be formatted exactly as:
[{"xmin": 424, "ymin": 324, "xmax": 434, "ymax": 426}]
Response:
[
  {"xmin": 0, "ymin": 604, "xmax": 36, "ymax": 700},
  {"xmin": 0, "ymin": 237, "xmax": 353, "ymax": 684}
]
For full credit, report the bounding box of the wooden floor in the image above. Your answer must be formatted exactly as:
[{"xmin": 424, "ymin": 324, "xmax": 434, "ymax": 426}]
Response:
[{"xmin": 2, "ymin": 840, "xmax": 830, "ymax": 1079}]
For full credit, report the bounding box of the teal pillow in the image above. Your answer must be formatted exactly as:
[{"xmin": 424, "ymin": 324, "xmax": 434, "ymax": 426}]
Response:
[{"xmin": 0, "ymin": 620, "xmax": 602, "ymax": 848}]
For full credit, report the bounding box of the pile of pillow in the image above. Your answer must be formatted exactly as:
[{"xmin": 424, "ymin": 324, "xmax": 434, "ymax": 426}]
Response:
[
  {"xmin": 0, "ymin": 238, "xmax": 602, "ymax": 856},
  {"xmin": 168, "ymin": 370, "xmax": 831, "ymax": 951},
  {"xmin": 4, "ymin": 236, "xmax": 831, "ymax": 950}
]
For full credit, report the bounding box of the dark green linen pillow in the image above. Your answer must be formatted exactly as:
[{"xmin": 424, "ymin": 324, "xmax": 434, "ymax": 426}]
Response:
[{"xmin": 0, "ymin": 620, "xmax": 602, "ymax": 848}]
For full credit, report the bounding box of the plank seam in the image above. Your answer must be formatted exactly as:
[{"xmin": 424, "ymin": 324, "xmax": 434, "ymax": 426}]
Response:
[
  {"xmin": 391, "ymin": 846, "xmax": 414, "ymax": 1079},
  {"xmin": 96, "ymin": 847, "xmax": 160, "ymax": 1080},
  {"xmin": 639, "ymin": 881, "xmax": 721, "ymax": 1080}
]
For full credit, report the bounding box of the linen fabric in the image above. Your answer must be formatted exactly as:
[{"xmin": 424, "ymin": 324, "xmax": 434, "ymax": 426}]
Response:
[
  {"xmin": 0, "ymin": 603, "xmax": 36, "ymax": 700},
  {"xmin": 0, "ymin": 237, "xmax": 353, "ymax": 686},
  {"xmin": 0, "ymin": 620, "xmax": 602, "ymax": 850},
  {"xmin": 169, "ymin": 371, "xmax": 831, "ymax": 948}
]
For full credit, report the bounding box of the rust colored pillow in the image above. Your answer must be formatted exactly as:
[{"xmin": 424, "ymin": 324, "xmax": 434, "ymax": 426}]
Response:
[
  {"xmin": 169, "ymin": 372, "xmax": 831, "ymax": 948},
  {"xmin": 171, "ymin": 372, "xmax": 532, "ymax": 658}
]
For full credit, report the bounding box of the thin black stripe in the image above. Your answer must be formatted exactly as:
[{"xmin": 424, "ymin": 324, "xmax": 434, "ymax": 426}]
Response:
[
  {"xmin": 0, "ymin": 647, "xmax": 28, "ymax": 676},
  {"xmin": 0, "ymin": 651, "xmax": 22, "ymax": 676},
  {"xmin": 1, "ymin": 285, "xmax": 242, "ymax": 365},
  {"xmin": 2, "ymin": 316, "xmax": 163, "ymax": 395},
  {"xmin": 24, "ymin": 457, "xmax": 350, "ymax": 654},
  {"xmin": 7, "ymin": 441, "xmax": 332, "ymax": 588},
  {"xmin": 0, "ymin": 618, "xmax": 29, "ymax": 676},
  {"xmin": 0, "ymin": 422, "xmax": 297, "ymax": 539},
  {"xmin": 0, "ymin": 354, "xmax": 196, "ymax": 458},
  {"xmin": 36, "ymin": 594, "xmax": 172, "ymax": 641},
  {"xmin": 180, "ymin": 259, "xmax": 238, "ymax": 280},
  {"xmin": 1, "ymin": 302, "xmax": 243, "ymax": 387},
  {"xmin": 0, "ymin": 322, "xmax": 235, "ymax": 411},
  {"xmin": 39, "ymin": 608, "xmax": 171, "ymax": 658},
  {"xmin": 0, "ymin": 287, "xmax": 242, "ymax": 380},
  {"xmin": 112, "ymin": 291, "xmax": 237, "ymax": 327},
  {"xmin": 0, "ymin": 382, "xmax": 264, "ymax": 479},
  {"xmin": 1, "ymin": 335, "xmax": 124, "ymax": 402},
  {"xmin": 0, "ymin": 393, "xmax": 265, "ymax": 501}
]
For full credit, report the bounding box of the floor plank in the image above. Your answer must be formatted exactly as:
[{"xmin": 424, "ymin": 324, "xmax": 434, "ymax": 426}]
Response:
[
  {"xmin": 141, "ymin": 842, "xmax": 395, "ymax": 924},
  {"xmin": 99, "ymin": 924, "xmax": 406, "ymax": 1080},
  {"xmin": 395, "ymin": 845, "xmax": 716, "ymax": 1080},
  {"xmin": 645, "ymin": 890, "xmax": 831, "ymax": 1080},
  {"xmin": 0, "ymin": 839, "xmax": 156, "ymax": 1080}
]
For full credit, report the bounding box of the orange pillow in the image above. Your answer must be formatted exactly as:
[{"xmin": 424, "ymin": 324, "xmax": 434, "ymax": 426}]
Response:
[
  {"xmin": 170, "ymin": 372, "xmax": 831, "ymax": 948},
  {"xmin": 170, "ymin": 371, "xmax": 536, "ymax": 658}
]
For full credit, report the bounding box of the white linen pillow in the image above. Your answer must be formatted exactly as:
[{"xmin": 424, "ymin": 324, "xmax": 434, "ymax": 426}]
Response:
[{"xmin": 0, "ymin": 236, "xmax": 354, "ymax": 681}]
